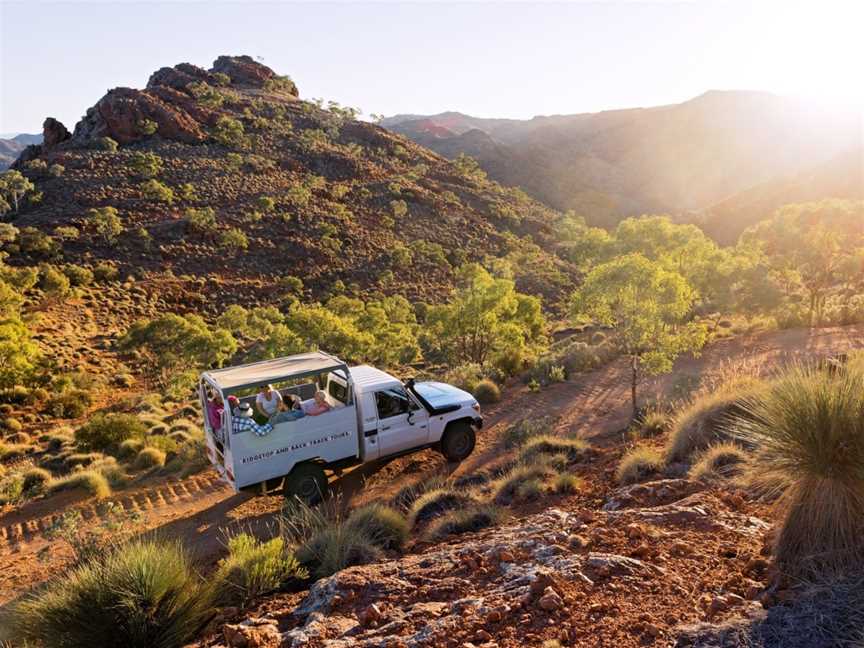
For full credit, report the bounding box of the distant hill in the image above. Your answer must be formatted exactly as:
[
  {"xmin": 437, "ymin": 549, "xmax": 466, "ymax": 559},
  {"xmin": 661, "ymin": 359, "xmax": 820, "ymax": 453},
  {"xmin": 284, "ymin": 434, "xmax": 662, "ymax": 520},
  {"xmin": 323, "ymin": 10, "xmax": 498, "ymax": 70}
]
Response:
[
  {"xmin": 0, "ymin": 133, "xmax": 42, "ymax": 169},
  {"xmin": 696, "ymin": 146, "xmax": 864, "ymax": 244},
  {"xmin": 7, "ymin": 56, "xmax": 574, "ymax": 311},
  {"xmin": 384, "ymin": 92, "xmax": 861, "ymax": 230}
]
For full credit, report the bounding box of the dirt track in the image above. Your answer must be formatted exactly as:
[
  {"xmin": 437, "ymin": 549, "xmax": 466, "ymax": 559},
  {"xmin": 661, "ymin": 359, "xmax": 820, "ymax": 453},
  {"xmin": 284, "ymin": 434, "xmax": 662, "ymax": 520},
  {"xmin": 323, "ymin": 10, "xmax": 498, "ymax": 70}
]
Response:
[{"xmin": 1, "ymin": 324, "xmax": 861, "ymax": 606}]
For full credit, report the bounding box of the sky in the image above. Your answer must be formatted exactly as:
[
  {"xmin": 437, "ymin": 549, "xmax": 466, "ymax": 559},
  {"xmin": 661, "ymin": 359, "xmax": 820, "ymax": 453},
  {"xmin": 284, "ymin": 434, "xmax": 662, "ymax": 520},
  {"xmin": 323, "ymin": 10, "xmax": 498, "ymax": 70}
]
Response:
[{"xmin": 1, "ymin": 0, "xmax": 863, "ymax": 134}]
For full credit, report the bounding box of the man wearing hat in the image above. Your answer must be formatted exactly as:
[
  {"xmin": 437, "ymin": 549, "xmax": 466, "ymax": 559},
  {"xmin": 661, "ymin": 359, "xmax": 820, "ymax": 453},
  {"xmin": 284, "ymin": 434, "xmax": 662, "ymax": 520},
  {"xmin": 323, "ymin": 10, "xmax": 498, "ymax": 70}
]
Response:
[{"xmin": 230, "ymin": 397, "xmax": 274, "ymax": 437}]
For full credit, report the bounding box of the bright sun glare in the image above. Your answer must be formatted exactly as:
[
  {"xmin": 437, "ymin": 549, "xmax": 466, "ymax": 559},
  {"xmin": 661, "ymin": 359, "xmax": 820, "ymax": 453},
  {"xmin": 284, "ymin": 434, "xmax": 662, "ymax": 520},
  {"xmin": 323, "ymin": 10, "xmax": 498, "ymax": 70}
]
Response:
[{"xmin": 728, "ymin": 1, "xmax": 864, "ymax": 110}]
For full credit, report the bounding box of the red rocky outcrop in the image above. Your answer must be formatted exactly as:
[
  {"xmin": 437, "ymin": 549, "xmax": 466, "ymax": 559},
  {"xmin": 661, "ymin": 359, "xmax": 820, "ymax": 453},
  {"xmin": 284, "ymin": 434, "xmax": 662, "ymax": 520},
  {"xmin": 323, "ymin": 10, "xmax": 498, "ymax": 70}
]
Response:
[{"xmin": 72, "ymin": 87, "xmax": 207, "ymax": 145}]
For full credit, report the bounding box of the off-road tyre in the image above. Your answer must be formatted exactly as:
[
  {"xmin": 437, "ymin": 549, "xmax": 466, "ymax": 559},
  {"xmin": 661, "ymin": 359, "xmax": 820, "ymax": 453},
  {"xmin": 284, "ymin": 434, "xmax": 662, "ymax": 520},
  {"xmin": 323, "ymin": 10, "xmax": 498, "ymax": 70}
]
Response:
[
  {"xmin": 440, "ymin": 421, "xmax": 476, "ymax": 462},
  {"xmin": 283, "ymin": 462, "xmax": 328, "ymax": 505}
]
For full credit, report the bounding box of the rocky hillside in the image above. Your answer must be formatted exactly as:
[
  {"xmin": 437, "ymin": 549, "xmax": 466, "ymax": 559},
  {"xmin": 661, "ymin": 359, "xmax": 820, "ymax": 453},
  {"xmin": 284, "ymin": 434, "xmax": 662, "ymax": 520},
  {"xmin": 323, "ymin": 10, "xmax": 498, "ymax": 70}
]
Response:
[
  {"xmin": 384, "ymin": 92, "xmax": 860, "ymax": 230},
  {"xmin": 7, "ymin": 55, "xmax": 575, "ymax": 309}
]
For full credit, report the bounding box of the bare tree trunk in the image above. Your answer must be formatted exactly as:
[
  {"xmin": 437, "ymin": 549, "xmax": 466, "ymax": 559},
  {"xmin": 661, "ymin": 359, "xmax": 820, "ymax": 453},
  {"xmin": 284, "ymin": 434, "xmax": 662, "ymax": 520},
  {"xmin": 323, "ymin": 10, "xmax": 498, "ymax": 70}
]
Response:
[{"xmin": 631, "ymin": 355, "xmax": 638, "ymax": 420}]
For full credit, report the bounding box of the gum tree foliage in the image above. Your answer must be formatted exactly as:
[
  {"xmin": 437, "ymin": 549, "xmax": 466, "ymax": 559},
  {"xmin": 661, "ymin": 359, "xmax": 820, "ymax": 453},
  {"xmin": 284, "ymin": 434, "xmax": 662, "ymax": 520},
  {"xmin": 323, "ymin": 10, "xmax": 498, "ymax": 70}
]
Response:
[
  {"xmin": 572, "ymin": 253, "xmax": 707, "ymax": 417},
  {"xmin": 0, "ymin": 256, "xmax": 40, "ymax": 388},
  {"xmin": 740, "ymin": 200, "xmax": 864, "ymax": 325},
  {"xmin": 0, "ymin": 170, "xmax": 35, "ymax": 214},
  {"xmin": 425, "ymin": 264, "xmax": 546, "ymax": 369},
  {"xmin": 87, "ymin": 207, "xmax": 123, "ymax": 245},
  {"xmin": 119, "ymin": 313, "xmax": 237, "ymax": 383}
]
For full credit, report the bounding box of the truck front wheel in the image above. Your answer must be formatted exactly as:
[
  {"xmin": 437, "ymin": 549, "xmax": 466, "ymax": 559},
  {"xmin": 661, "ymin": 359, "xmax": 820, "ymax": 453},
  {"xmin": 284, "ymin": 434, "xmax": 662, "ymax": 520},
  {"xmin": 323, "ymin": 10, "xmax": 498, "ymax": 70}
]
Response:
[
  {"xmin": 283, "ymin": 463, "xmax": 328, "ymax": 505},
  {"xmin": 440, "ymin": 422, "xmax": 476, "ymax": 462}
]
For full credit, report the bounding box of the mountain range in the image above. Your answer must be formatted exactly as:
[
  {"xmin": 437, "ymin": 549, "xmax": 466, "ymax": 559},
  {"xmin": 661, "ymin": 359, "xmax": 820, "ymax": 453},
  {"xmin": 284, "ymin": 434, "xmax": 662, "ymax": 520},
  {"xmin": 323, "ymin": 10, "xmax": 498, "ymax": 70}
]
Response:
[
  {"xmin": 383, "ymin": 92, "xmax": 863, "ymax": 237},
  {"xmin": 0, "ymin": 133, "xmax": 41, "ymax": 170}
]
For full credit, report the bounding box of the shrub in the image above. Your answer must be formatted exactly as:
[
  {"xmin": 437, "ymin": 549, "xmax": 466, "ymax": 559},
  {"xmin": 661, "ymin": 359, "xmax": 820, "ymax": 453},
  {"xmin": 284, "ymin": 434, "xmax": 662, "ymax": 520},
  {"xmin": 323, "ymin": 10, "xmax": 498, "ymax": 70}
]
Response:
[
  {"xmin": 218, "ymin": 227, "xmax": 248, "ymax": 252},
  {"xmin": 47, "ymin": 470, "xmax": 111, "ymax": 498},
  {"xmin": 502, "ymin": 416, "xmax": 553, "ymax": 449},
  {"xmin": 87, "ymin": 206, "xmax": 123, "ymax": 244},
  {"xmin": 22, "ymin": 468, "xmax": 51, "ymax": 492},
  {"xmin": 492, "ymin": 459, "xmax": 556, "ymax": 504},
  {"xmin": 213, "ymin": 116, "xmax": 245, "ymax": 147},
  {"xmin": 689, "ymin": 443, "xmax": 749, "ymax": 481},
  {"xmin": 48, "ymin": 163, "xmax": 65, "ymax": 177},
  {"xmin": 215, "ymin": 533, "xmax": 307, "ymax": 605},
  {"xmin": 75, "ymin": 413, "xmax": 146, "ymax": 451},
  {"xmin": 93, "ymin": 262, "xmax": 119, "ymax": 282},
  {"xmin": 129, "ymin": 151, "xmax": 163, "ymax": 178},
  {"xmin": 185, "ymin": 207, "xmax": 216, "ymax": 232},
  {"xmin": 390, "ymin": 475, "xmax": 449, "ymax": 513},
  {"xmin": 118, "ymin": 438, "xmax": 145, "ymax": 460},
  {"xmin": 10, "ymin": 539, "xmax": 215, "ymax": 648},
  {"xmin": 408, "ymin": 488, "xmax": 478, "ymax": 528},
  {"xmin": 735, "ymin": 364, "xmax": 864, "ymax": 576},
  {"xmin": 344, "ymin": 504, "xmax": 409, "ymax": 551},
  {"xmin": 665, "ymin": 377, "xmax": 764, "ymax": 463},
  {"xmin": 424, "ymin": 505, "xmax": 504, "ymax": 541},
  {"xmin": 39, "ymin": 264, "xmax": 71, "ymax": 299},
  {"xmin": 93, "ymin": 136, "xmax": 118, "ymax": 151},
  {"xmin": 552, "ymin": 473, "xmax": 583, "ymax": 494},
  {"xmin": 140, "ymin": 179, "xmax": 174, "ymax": 204},
  {"xmin": 134, "ymin": 446, "xmax": 166, "ymax": 469},
  {"xmin": 46, "ymin": 388, "xmax": 92, "ymax": 418},
  {"xmin": 284, "ymin": 499, "xmax": 383, "ymax": 579},
  {"xmin": 441, "ymin": 363, "xmax": 484, "ymax": 393},
  {"xmin": 518, "ymin": 435, "xmax": 588, "ymax": 463},
  {"xmin": 616, "ymin": 445, "xmax": 665, "ymax": 485},
  {"xmin": 473, "ymin": 379, "xmax": 501, "ymax": 404},
  {"xmin": 62, "ymin": 264, "xmax": 94, "ymax": 287},
  {"xmin": 638, "ymin": 407, "xmax": 672, "ymax": 437},
  {"xmin": 3, "ymin": 416, "xmax": 22, "ymax": 431},
  {"xmin": 0, "ymin": 472, "xmax": 24, "ymax": 504}
]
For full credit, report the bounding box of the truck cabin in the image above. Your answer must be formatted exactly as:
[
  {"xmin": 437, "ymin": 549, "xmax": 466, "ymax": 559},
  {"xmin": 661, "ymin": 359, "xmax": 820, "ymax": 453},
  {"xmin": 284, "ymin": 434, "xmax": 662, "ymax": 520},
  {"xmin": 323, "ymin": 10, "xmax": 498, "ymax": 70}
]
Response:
[{"xmin": 199, "ymin": 351, "xmax": 352, "ymax": 460}]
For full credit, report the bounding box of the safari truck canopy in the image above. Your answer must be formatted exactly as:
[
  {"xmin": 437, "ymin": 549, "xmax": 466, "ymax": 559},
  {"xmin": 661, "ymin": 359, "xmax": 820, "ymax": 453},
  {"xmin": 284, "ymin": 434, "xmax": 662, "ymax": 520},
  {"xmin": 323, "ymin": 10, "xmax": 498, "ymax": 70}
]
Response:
[{"xmin": 203, "ymin": 351, "xmax": 348, "ymax": 392}]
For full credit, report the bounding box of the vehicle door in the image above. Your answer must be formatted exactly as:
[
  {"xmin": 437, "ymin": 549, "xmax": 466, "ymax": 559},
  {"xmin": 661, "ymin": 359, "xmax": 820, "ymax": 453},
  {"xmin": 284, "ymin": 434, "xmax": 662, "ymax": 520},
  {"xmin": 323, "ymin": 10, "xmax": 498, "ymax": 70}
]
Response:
[{"xmin": 375, "ymin": 386, "xmax": 429, "ymax": 456}]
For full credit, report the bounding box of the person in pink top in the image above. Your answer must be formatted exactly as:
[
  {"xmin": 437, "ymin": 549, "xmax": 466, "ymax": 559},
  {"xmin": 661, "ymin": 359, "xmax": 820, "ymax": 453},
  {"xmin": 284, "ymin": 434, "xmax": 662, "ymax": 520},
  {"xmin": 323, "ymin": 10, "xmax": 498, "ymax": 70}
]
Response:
[
  {"xmin": 206, "ymin": 392, "xmax": 226, "ymax": 441},
  {"xmin": 304, "ymin": 390, "xmax": 332, "ymax": 416}
]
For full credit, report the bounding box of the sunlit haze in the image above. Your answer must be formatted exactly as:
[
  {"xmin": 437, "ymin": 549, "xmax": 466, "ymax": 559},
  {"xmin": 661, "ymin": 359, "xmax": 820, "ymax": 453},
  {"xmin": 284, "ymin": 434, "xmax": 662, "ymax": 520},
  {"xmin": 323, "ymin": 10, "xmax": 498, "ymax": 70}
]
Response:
[{"xmin": 1, "ymin": 0, "xmax": 863, "ymax": 133}]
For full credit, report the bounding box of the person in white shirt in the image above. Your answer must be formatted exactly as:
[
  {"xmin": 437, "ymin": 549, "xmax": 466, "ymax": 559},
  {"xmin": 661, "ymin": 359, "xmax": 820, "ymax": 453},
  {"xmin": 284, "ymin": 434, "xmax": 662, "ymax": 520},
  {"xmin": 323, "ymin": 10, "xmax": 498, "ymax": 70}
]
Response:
[{"xmin": 255, "ymin": 384, "xmax": 283, "ymax": 423}]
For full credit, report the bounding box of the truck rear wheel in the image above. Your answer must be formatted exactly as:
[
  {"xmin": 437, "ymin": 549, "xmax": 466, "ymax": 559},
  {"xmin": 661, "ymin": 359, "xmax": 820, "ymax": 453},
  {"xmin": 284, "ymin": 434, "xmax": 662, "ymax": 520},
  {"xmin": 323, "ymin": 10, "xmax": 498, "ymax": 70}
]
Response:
[
  {"xmin": 283, "ymin": 463, "xmax": 328, "ymax": 505},
  {"xmin": 440, "ymin": 422, "xmax": 476, "ymax": 462}
]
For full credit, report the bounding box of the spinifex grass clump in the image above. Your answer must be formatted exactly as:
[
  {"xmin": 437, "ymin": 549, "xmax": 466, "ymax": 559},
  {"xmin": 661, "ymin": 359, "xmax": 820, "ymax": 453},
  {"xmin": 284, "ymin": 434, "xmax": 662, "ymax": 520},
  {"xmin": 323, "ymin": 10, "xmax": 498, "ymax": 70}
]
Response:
[
  {"xmin": 736, "ymin": 363, "xmax": 864, "ymax": 577},
  {"xmin": 10, "ymin": 539, "xmax": 214, "ymax": 648}
]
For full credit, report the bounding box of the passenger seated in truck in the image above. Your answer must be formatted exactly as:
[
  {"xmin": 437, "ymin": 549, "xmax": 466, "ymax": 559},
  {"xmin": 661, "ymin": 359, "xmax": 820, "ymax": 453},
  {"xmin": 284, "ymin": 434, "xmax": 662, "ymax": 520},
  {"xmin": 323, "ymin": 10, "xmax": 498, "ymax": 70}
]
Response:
[
  {"xmin": 206, "ymin": 392, "xmax": 225, "ymax": 443},
  {"xmin": 232, "ymin": 401, "xmax": 273, "ymax": 437},
  {"xmin": 303, "ymin": 390, "xmax": 332, "ymax": 416},
  {"xmin": 270, "ymin": 394, "xmax": 306, "ymax": 424},
  {"xmin": 255, "ymin": 384, "xmax": 283, "ymax": 424}
]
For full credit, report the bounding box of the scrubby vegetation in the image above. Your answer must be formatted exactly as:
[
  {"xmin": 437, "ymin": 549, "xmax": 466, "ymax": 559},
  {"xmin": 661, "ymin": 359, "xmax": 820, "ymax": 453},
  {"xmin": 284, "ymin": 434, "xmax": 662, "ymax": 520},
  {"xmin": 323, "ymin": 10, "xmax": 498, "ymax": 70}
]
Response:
[
  {"xmin": 616, "ymin": 445, "xmax": 665, "ymax": 485},
  {"xmin": 10, "ymin": 540, "xmax": 215, "ymax": 648},
  {"xmin": 216, "ymin": 533, "xmax": 307, "ymax": 605}
]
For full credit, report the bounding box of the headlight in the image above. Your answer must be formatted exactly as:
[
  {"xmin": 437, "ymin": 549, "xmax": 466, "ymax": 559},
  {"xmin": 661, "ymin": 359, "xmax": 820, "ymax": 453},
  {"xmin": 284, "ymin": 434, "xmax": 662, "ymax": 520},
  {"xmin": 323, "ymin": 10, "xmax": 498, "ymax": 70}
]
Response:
[{"xmin": 472, "ymin": 402, "xmax": 481, "ymax": 413}]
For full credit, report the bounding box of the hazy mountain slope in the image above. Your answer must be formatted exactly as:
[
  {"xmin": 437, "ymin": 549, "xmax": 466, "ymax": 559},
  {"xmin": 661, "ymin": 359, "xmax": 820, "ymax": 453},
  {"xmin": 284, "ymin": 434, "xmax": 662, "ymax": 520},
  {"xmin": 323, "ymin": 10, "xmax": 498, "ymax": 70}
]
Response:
[
  {"xmin": 0, "ymin": 133, "xmax": 41, "ymax": 170},
  {"xmin": 696, "ymin": 146, "xmax": 864, "ymax": 244},
  {"xmin": 385, "ymin": 92, "xmax": 860, "ymax": 228},
  {"xmin": 6, "ymin": 56, "xmax": 575, "ymax": 310}
]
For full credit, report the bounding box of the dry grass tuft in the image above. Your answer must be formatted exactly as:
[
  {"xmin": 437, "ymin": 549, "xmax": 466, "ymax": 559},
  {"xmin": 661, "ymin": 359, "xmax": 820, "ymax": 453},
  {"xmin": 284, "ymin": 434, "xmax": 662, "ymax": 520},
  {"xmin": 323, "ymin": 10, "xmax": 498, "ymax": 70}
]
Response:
[
  {"xmin": 616, "ymin": 445, "xmax": 665, "ymax": 485},
  {"xmin": 689, "ymin": 442, "xmax": 749, "ymax": 481},
  {"xmin": 666, "ymin": 376, "xmax": 765, "ymax": 463},
  {"xmin": 734, "ymin": 363, "xmax": 864, "ymax": 577},
  {"xmin": 47, "ymin": 470, "xmax": 111, "ymax": 498}
]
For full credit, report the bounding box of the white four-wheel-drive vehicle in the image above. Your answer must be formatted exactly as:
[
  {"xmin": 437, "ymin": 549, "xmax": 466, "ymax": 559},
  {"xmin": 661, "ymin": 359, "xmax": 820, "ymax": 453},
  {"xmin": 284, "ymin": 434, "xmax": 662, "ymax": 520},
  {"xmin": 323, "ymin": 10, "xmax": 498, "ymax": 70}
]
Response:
[{"xmin": 200, "ymin": 351, "xmax": 483, "ymax": 502}]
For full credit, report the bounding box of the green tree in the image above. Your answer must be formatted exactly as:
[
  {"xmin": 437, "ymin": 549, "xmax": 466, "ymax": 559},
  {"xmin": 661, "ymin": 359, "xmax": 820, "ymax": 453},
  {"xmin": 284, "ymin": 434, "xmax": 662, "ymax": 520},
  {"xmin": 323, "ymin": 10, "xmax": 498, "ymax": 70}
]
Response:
[
  {"xmin": 87, "ymin": 207, "xmax": 123, "ymax": 245},
  {"xmin": 119, "ymin": 313, "xmax": 237, "ymax": 384},
  {"xmin": 0, "ymin": 316, "xmax": 40, "ymax": 388},
  {"xmin": 572, "ymin": 254, "xmax": 707, "ymax": 417},
  {"xmin": 0, "ymin": 171, "xmax": 35, "ymax": 214},
  {"xmin": 426, "ymin": 264, "xmax": 545, "ymax": 368},
  {"xmin": 741, "ymin": 200, "xmax": 864, "ymax": 325}
]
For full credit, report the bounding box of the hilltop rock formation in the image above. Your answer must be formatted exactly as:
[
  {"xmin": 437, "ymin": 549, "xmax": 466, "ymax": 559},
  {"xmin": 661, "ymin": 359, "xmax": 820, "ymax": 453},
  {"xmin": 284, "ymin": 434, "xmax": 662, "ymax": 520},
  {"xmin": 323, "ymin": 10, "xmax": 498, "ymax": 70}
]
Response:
[
  {"xmin": 212, "ymin": 54, "xmax": 280, "ymax": 89},
  {"xmin": 42, "ymin": 117, "xmax": 71, "ymax": 149},
  {"xmin": 71, "ymin": 86, "xmax": 209, "ymax": 145}
]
